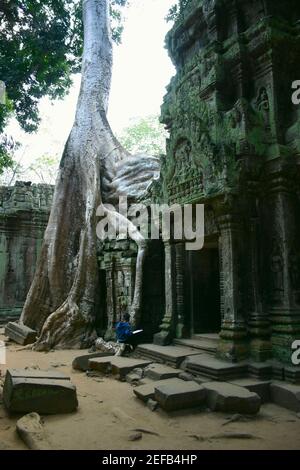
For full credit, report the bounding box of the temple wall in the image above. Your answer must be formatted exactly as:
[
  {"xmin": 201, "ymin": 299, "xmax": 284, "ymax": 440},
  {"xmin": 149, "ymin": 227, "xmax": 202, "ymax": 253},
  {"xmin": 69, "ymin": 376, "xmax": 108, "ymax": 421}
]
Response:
[{"xmin": 0, "ymin": 182, "xmax": 54, "ymax": 324}]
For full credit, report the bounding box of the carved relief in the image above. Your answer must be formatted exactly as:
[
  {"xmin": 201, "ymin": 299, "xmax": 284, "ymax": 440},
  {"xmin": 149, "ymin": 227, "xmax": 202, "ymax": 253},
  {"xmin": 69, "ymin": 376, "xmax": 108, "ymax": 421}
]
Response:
[{"xmin": 255, "ymin": 87, "xmax": 270, "ymax": 128}]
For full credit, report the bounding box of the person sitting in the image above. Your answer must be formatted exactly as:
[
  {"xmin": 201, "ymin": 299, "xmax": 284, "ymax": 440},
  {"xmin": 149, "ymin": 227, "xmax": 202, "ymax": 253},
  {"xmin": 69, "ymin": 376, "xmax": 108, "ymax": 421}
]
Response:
[{"xmin": 115, "ymin": 313, "xmax": 143, "ymax": 356}]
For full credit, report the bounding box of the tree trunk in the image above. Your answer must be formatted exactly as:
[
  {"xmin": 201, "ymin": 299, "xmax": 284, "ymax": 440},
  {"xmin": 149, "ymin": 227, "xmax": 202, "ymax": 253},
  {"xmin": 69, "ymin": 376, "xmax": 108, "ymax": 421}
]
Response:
[{"xmin": 20, "ymin": 0, "xmax": 158, "ymax": 350}]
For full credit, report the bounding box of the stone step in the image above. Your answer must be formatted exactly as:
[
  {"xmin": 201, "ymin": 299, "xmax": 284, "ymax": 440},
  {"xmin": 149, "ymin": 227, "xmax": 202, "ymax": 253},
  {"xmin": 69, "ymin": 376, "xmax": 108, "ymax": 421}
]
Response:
[
  {"xmin": 203, "ymin": 381, "xmax": 261, "ymax": 415},
  {"xmin": 154, "ymin": 378, "xmax": 206, "ymax": 411},
  {"xmin": 144, "ymin": 363, "xmax": 182, "ymax": 381},
  {"xmin": 228, "ymin": 378, "xmax": 271, "ymax": 403},
  {"xmin": 270, "ymin": 382, "xmax": 300, "ymax": 412},
  {"xmin": 88, "ymin": 356, "xmax": 152, "ymax": 379},
  {"xmin": 182, "ymin": 354, "xmax": 248, "ymax": 381},
  {"xmin": 134, "ymin": 344, "xmax": 200, "ymax": 368},
  {"xmin": 134, "ymin": 380, "xmax": 170, "ymax": 403},
  {"xmin": 173, "ymin": 338, "xmax": 217, "ymax": 355},
  {"xmin": 3, "ymin": 369, "xmax": 78, "ymax": 414}
]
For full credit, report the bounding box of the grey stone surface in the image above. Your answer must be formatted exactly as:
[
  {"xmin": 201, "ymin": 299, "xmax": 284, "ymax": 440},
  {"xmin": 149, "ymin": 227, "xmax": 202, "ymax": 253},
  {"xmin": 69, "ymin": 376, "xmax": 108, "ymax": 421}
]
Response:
[
  {"xmin": 182, "ymin": 354, "xmax": 248, "ymax": 381},
  {"xmin": 203, "ymin": 382, "xmax": 261, "ymax": 415},
  {"xmin": 134, "ymin": 381, "xmax": 166, "ymax": 403},
  {"xmin": 270, "ymin": 382, "xmax": 300, "ymax": 412},
  {"xmin": 72, "ymin": 352, "xmax": 111, "ymax": 371},
  {"xmin": 178, "ymin": 372, "xmax": 194, "ymax": 381},
  {"xmin": 3, "ymin": 369, "xmax": 78, "ymax": 414},
  {"xmin": 135, "ymin": 344, "xmax": 200, "ymax": 368},
  {"xmin": 147, "ymin": 399, "xmax": 159, "ymax": 411},
  {"xmin": 145, "ymin": 363, "xmax": 181, "ymax": 381},
  {"xmin": 89, "ymin": 356, "xmax": 151, "ymax": 379},
  {"xmin": 229, "ymin": 379, "xmax": 271, "ymax": 403},
  {"xmin": 154, "ymin": 378, "xmax": 206, "ymax": 411},
  {"xmin": 5, "ymin": 322, "xmax": 37, "ymax": 346}
]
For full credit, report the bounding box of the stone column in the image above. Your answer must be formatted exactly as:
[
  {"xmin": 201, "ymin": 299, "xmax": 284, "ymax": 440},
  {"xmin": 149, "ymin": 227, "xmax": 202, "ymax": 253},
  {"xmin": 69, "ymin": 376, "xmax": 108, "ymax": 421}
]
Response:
[
  {"xmin": 153, "ymin": 241, "xmax": 176, "ymax": 346},
  {"xmin": 248, "ymin": 212, "xmax": 272, "ymax": 361},
  {"xmin": 104, "ymin": 259, "xmax": 116, "ymax": 341},
  {"xmin": 175, "ymin": 242, "xmax": 185, "ymax": 339},
  {"xmin": 266, "ymin": 172, "xmax": 300, "ymax": 364},
  {"xmin": 217, "ymin": 214, "xmax": 249, "ymax": 362}
]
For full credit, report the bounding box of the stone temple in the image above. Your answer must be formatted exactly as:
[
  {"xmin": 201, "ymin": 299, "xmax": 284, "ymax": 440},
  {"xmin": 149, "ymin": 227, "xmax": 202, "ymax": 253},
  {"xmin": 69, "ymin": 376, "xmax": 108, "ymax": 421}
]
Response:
[{"xmin": 1, "ymin": 0, "xmax": 300, "ymax": 382}]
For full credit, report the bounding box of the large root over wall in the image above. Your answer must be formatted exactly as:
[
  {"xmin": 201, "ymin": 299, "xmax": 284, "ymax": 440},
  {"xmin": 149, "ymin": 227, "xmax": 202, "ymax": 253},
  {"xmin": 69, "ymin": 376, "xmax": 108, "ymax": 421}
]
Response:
[{"xmin": 19, "ymin": 0, "xmax": 159, "ymax": 351}]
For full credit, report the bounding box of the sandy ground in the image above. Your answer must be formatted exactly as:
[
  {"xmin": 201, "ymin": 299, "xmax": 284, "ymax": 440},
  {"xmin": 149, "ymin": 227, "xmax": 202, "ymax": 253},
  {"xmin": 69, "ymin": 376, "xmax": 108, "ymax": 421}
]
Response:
[{"xmin": 0, "ymin": 332, "xmax": 300, "ymax": 451}]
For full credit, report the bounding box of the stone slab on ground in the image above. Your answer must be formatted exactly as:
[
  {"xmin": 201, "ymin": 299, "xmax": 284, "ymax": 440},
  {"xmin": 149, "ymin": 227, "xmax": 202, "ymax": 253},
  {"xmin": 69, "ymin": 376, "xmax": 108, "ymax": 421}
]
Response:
[
  {"xmin": 4, "ymin": 322, "xmax": 37, "ymax": 346},
  {"xmin": 229, "ymin": 378, "xmax": 271, "ymax": 403},
  {"xmin": 182, "ymin": 354, "xmax": 248, "ymax": 381},
  {"xmin": 270, "ymin": 382, "xmax": 300, "ymax": 412},
  {"xmin": 144, "ymin": 363, "xmax": 182, "ymax": 381},
  {"xmin": 3, "ymin": 369, "xmax": 78, "ymax": 414},
  {"xmin": 154, "ymin": 378, "xmax": 206, "ymax": 411},
  {"xmin": 89, "ymin": 356, "xmax": 151, "ymax": 379},
  {"xmin": 135, "ymin": 344, "xmax": 200, "ymax": 368},
  {"xmin": 72, "ymin": 352, "xmax": 111, "ymax": 372},
  {"xmin": 203, "ymin": 381, "xmax": 261, "ymax": 415},
  {"xmin": 133, "ymin": 380, "xmax": 169, "ymax": 403}
]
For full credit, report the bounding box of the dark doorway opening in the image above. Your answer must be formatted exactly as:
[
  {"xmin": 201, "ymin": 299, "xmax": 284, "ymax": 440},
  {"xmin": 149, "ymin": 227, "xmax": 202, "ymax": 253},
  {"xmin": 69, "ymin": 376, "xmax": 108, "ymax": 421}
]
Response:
[{"xmin": 188, "ymin": 246, "xmax": 221, "ymax": 335}]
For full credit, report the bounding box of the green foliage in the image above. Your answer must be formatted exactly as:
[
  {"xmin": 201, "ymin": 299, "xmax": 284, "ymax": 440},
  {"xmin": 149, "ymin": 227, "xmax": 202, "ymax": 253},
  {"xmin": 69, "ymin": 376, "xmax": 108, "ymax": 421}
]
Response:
[
  {"xmin": 0, "ymin": 0, "xmax": 128, "ymax": 134},
  {"xmin": 166, "ymin": 0, "xmax": 189, "ymax": 22},
  {"xmin": 118, "ymin": 115, "xmax": 167, "ymax": 156},
  {"xmin": 0, "ymin": 134, "xmax": 15, "ymax": 175},
  {"xmin": 0, "ymin": 0, "xmax": 128, "ymax": 175}
]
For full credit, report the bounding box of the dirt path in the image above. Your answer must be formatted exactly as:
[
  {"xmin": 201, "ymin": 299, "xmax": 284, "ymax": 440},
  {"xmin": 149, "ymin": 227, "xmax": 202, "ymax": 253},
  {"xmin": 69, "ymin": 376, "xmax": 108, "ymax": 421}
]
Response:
[{"xmin": 1, "ymin": 332, "xmax": 300, "ymax": 450}]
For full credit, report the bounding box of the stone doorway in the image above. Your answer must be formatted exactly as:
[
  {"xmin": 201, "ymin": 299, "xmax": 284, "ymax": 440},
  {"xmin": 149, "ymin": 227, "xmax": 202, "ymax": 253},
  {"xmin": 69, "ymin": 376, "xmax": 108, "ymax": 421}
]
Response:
[{"xmin": 187, "ymin": 244, "xmax": 221, "ymax": 336}]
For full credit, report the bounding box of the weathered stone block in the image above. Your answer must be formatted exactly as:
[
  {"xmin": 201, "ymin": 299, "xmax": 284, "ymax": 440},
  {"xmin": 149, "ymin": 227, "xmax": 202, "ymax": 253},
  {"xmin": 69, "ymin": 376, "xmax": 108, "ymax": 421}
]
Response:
[
  {"xmin": 270, "ymin": 382, "xmax": 300, "ymax": 412},
  {"xmin": 154, "ymin": 378, "xmax": 206, "ymax": 411},
  {"xmin": 89, "ymin": 356, "xmax": 151, "ymax": 379},
  {"xmin": 144, "ymin": 363, "xmax": 181, "ymax": 381},
  {"xmin": 134, "ymin": 380, "xmax": 167, "ymax": 403},
  {"xmin": 203, "ymin": 382, "xmax": 261, "ymax": 415},
  {"xmin": 229, "ymin": 379, "xmax": 271, "ymax": 403},
  {"xmin": 3, "ymin": 369, "xmax": 78, "ymax": 414},
  {"xmin": 5, "ymin": 322, "xmax": 37, "ymax": 346},
  {"xmin": 72, "ymin": 352, "xmax": 111, "ymax": 372}
]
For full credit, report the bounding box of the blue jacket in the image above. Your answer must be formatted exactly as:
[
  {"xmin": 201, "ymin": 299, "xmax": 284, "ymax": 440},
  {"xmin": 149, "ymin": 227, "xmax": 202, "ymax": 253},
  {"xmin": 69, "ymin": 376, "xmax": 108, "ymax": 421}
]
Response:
[{"xmin": 116, "ymin": 321, "xmax": 133, "ymax": 342}]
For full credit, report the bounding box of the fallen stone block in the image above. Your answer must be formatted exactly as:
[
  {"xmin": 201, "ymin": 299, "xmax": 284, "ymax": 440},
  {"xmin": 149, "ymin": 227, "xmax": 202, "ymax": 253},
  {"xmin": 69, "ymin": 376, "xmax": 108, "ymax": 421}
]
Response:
[
  {"xmin": 72, "ymin": 352, "xmax": 111, "ymax": 372},
  {"xmin": 229, "ymin": 378, "xmax": 271, "ymax": 403},
  {"xmin": 270, "ymin": 382, "xmax": 300, "ymax": 412},
  {"xmin": 203, "ymin": 382, "xmax": 261, "ymax": 415},
  {"xmin": 89, "ymin": 356, "xmax": 151, "ymax": 379},
  {"xmin": 145, "ymin": 363, "xmax": 181, "ymax": 381},
  {"xmin": 16, "ymin": 412, "xmax": 51, "ymax": 450},
  {"xmin": 154, "ymin": 378, "xmax": 206, "ymax": 411},
  {"xmin": 5, "ymin": 322, "xmax": 36, "ymax": 346},
  {"xmin": 134, "ymin": 380, "xmax": 166, "ymax": 403},
  {"xmin": 3, "ymin": 369, "xmax": 78, "ymax": 414},
  {"xmin": 147, "ymin": 399, "xmax": 159, "ymax": 411}
]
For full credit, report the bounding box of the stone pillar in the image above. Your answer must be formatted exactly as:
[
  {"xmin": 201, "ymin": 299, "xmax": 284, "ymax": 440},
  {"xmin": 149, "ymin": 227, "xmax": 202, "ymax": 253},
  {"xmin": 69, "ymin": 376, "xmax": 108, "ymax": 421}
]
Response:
[
  {"xmin": 217, "ymin": 214, "xmax": 249, "ymax": 362},
  {"xmin": 266, "ymin": 172, "xmax": 300, "ymax": 364},
  {"xmin": 104, "ymin": 260, "xmax": 116, "ymax": 341},
  {"xmin": 248, "ymin": 212, "xmax": 272, "ymax": 361},
  {"xmin": 175, "ymin": 242, "xmax": 185, "ymax": 339},
  {"xmin": 153, "ymin": 241, "xmax": 176, "ymax": 346}
]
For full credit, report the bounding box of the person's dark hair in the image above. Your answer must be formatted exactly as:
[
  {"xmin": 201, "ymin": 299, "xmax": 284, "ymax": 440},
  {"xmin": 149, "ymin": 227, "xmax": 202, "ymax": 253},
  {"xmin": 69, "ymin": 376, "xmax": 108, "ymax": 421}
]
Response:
[{"xmin": 122, "ymin": 313, "xmax": 130, "ymax": 322}]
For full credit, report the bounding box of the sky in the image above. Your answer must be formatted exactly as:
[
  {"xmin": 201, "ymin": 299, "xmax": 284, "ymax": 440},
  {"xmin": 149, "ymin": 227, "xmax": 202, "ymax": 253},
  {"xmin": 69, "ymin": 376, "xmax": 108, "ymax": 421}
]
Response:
[{"xmin": 5, "ymin": 0, "xmax": 175, "ymax": 182}]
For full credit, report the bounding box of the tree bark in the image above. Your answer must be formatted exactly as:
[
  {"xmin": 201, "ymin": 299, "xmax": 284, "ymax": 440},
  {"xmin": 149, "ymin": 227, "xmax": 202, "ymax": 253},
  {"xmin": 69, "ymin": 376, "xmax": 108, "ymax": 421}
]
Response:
[{"xmin": 20, "ymin": 0, "xmax": 158, "ymax": 350}]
